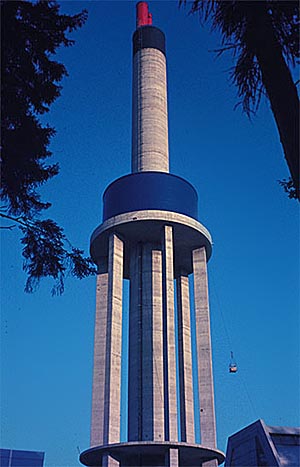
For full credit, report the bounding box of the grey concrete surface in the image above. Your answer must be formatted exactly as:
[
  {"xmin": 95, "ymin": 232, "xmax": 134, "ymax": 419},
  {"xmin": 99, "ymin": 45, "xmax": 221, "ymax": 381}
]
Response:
[
  {"xmin": 91, "ymin": 273, "xmax": 109, "ymax": 447},
  {"xmin": 176, "ymin": 273, "xmax": 195, "ymax": 443},
  {"xmin": 104, "ymin": 233, "xmax": 124, "ymax": 444},
  {"xmin": 162, "ymin": 226, "xmax": 178, "ymax": 442},
  {"xmin": 192, "ymin": 247, "xmax": 217, "ymax": 449},
  {"xmin": 132, "ymin": 48, "xmax": 169, "ymax": 173},
  {"xmin": 128, "ymin": 244, "xmax": 164, "ymax": 442}
]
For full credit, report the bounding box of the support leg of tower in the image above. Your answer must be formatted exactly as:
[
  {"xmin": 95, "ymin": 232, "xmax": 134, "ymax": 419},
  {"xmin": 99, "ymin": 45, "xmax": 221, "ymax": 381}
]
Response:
[
  {"xmin": 128, "ymin": 243, "xmax": 142, "ymax": 441},
  {"xmin": 91, "ymin": 270, "xmax": 109, "ymax": 446},
  {"xmin": 162, "ymin": 225, "xmax": 177, "ymax": 442},
  {"xmin": 105, "ymin": 233, "xmax": 123, "ymax": 444},
  {"xmin": 151, "ymin": 248, "xmax": 165, "ymax": 441},
  {"xmin": 128, "ymin": 243, "xmax": 164, "ymax": 441},
  {"xmin": 192, "ymin": 247, "xmax": 216, "ymax": 449},
  {"xmin": 92, "ymin": 233, "xmax": 123, "ymax": 446},
  {"xmin": 202, "ymin": 460, "xmax": 218, "ymax": 467},
  {"xmin": 176, "ymin": 273, "xmax": 195, "ymax": 443},
  {"xmin": 102, "ymin": 455, "xmax": 119, "ymax": 467},
  {"xmin": 165, "ymin": 448, "xmax": 179, "ymax": 467}
]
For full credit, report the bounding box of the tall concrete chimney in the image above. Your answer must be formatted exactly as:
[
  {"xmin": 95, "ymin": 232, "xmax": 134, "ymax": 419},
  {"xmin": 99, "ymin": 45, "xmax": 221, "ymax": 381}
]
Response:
[
  {"xmin": 132, "ymin": 2, "xmax": 169, "ymax": 172},
  {"xmin": 80, "ymin": 3, "xmax": 225, "ymax": 466}
]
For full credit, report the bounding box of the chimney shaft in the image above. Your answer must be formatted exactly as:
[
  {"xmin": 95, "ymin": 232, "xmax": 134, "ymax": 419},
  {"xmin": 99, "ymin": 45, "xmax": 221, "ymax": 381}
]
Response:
[{"xmin": 132, "ymin": 3, "xmax": 169, "ymax": 173}]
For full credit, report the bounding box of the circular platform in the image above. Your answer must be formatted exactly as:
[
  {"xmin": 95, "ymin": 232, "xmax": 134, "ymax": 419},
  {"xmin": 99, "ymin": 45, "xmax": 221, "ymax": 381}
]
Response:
[
  {"xmin": 80, "ymin": 441, "xmax": 225, "ymax": 466},
  {"xmin": 90, "ymin": 209, "xmax": 212, "ymax": 277}
]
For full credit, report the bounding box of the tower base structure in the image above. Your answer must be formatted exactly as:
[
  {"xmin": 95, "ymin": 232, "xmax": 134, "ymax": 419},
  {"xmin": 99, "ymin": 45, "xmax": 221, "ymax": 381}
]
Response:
[
  {"xmin": 80, "ymin": 441, "xmax": 225, "ymax": 467},
  {"xmin": 84, "ymin": 206, "xmax": 225, "ymax": 467}
]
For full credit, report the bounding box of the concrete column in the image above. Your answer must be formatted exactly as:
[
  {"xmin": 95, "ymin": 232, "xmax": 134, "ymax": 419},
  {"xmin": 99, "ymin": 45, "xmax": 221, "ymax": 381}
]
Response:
[
  {"xmin": 128, "ymin": 243, "xmax": 164, "ymax": 442},
  {"xmin": 128, "ymin": 243, "xmax": 142, "ymax": 441},
  {"xmin": 141, "ymin": 243, "xmax": 155, "ymax": 441},
  {"xmin": 165, "ymin": 448, "xmax": 179, "ymax": 467},
  {"xmin": 90, "ymin": 271, "xmax": 109, "ymax": 447},
  {"xmin": 151, "ymin": 248, "xmax": 165, "ymax": 441},
  {"xmin": 102, "ymin": 455, "xmax": 119, "ymax": 467},
  {"xmin": 176, "ymin": 273, "xmax": 195, "ymax": 443},
  {"xmin": 132, "ymin": 48, "xmax": 169, "ymax": 173},
  {"xmin": 103, "ymin": 233, "xmax": 124, "ymax": 444},
  {"xmin": 162, "ymin": 225, "xmax": 178, "ymax": 441},
  {"xmin": 202, "ymin": 460, "xmax": 218, "ymax": 467},
  {"xmin": 192, "ymin": 247, "xmax": 216, "ymax": 449}
]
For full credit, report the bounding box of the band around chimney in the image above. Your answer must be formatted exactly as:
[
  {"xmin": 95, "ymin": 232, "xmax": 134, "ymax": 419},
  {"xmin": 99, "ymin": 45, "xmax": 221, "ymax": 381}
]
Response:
[{"xmin": 133, "ymin": 26, "xmax": 165, "ymax": 56}]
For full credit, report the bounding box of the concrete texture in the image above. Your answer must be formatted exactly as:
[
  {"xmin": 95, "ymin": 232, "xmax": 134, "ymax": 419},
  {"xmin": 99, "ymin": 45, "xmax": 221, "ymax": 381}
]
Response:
[
  {"xmin": 90, "ymin": 234, "xmax": 124, "ymax": 448},
  {"xmin": 202, "ymin": 461, "xmax": 218, "ymax": 467},
  {"xmin": 152, "ymin": 248, "xmax": 165, "ymax": 441},
  {"xmin": 104, "ymin": 233, "xmax": 124, "ymax": 444},
  {"xmin": 176, "ymin": 274, "xmax": 195, "ymax": 443},
  {"xmin": 162, "ymin": 225, "xmax": 178, "ymax": 442},
  {"xmin": 168, "ymin": 448, "xmax": 179, "ymax": 467},
  {"xmin": 102, "ymin": 455, "xmax": 119, "ymax": 467},
  {"xmin": 80, "ymin": 441, "xmax": 225, "ymax": 467},
  {"xmin": 92, "ymin": 210, "xmax": 212, "ymax": 246},
  {"xmin": 128, "ymin": 243, "xmax": 164, "ymax": 442},
  {"xmin": 132, "ymin": 48, "xmax": 169, "ymax": 173},
  {"xmin": 91, "ymin": 272, "xmax": 109, "ymax": 447},
  {"xmin": 127, "ymin": 243, "xmax": 141, "ymax": 441},
  {"xmin": 192, "ymin": 247, "xmax": 216, "ymax": 449},
  {"xmin": 90, "ymin": 209, "xmax": 212, "ymax": 279}
]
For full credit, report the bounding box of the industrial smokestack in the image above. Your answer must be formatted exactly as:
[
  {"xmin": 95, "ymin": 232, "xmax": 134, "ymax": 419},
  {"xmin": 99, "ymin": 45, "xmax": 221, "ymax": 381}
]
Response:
[{"xmin": 132, "ymin": 2, "xmax": 169, "ymax": 172}]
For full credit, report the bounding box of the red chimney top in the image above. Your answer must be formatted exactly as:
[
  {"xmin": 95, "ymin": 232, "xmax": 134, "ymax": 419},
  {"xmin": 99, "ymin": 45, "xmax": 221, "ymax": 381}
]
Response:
[{"xmin": 136, "ymin": 2, "xmax": 153, "ymax": 28}]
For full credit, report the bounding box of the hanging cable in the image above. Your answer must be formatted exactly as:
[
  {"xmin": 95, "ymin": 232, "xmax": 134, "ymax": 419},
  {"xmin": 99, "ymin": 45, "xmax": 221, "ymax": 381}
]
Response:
[{"xmin": 210, "ymin": 268, "xmax": 257, "ymax": 418}]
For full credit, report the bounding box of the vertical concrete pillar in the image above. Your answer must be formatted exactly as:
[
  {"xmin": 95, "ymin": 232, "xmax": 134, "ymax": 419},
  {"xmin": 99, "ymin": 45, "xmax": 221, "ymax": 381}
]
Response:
[
  {"xmin": 151, "ymin": 248, "xmax": 165, "ymax": 441},
  {"xmin": 132, "ymin": 48, "xmax": 169, "ymax": 173},
  {"xmin": 128, "ymin": 243, "xmax": 164, "ymax": 442},
  {"xmin": 162, "ymin": 225, "xmax": 178, "ymax": 441},
  {"xmin": 192, "ymin": 247, "xmax": 216, "ymax": 450},
  {"xmin": 176, "ymin": 273, "xmax": 195, "ymax": 443},
  {"xmin": 128, "ymin": 243, "xmax": 142, "ymax": 441},
  {"xmin": 165, "ymin": 448, "xmax": 179, "ymax": 467},
  {"xmin": 103, "ymin": 233, "xmax": 124, "ymax": 444},
  {"xmin": 91, "ymin": 235, "xmax": 123, "ymax": 448},
  {"xmin": 102, "ymin": 455, "xmax": 119, "ymax": 467},
  {"xmin": 90, "ymin": 271, "xmax": 109, "ymax": 447},
  {"xmin": 141, "ymin": 243, "xmax": 155, "ymax": 441}
]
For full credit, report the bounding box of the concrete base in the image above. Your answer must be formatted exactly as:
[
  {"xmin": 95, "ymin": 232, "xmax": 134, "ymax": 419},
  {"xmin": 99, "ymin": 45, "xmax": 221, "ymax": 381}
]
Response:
[{"xmin": 80, "ymin": 442, "xmax": 225, "ymax": 467}]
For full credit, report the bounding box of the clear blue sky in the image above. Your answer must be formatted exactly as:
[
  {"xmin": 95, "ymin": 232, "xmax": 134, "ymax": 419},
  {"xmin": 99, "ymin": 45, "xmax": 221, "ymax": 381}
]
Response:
[{"xmin": 1, "ymin": 1, "xmax": 299, "ymax": 466}]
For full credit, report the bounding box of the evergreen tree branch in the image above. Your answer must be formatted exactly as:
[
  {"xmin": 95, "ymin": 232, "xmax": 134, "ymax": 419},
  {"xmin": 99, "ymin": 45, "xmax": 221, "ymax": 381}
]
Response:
[
  {"xmin": 0, "ymin": 1, "xmax": 96, "ymax": 293},
  {"xmin": 1, "ymin": 211, "xmax": 96, "ymax": 295}
]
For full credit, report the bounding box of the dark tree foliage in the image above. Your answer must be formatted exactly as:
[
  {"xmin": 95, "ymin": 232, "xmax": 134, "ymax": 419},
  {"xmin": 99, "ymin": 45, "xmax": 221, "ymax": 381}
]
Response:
[
  {"xmin": 1, "ymin": 0, "xmax": 96, "ymax": 294},
  {"xmin": 180, "ymin": 0, "xmax": 299, "ymax": 199}
]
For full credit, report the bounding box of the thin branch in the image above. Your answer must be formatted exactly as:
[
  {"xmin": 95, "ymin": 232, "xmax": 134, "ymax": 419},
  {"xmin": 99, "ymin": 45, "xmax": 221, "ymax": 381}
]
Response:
[
  {"xmin": 0, "ymin": 224, "xmax": 16, "ymax": 230},
  {"xmin": 208, "ymin": 43, "xmax": 239, "ymax": 57},
  {"xmin": 0, "ymin": 212, "xmax": 31, "ymax": 228}
]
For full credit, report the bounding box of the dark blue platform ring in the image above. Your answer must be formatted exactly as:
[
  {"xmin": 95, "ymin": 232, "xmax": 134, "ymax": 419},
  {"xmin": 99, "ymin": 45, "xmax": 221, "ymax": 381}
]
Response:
[
  {"xmin": 103, "ymin": 172, "xmax": 198, "ymax": 222},
  {"xmin": 80, "ymin": 441, "xmax": 225, "ymax": 466}
]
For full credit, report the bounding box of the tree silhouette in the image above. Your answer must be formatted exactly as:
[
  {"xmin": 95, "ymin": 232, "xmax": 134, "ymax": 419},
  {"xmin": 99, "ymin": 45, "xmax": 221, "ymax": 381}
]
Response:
[
  {"xmin": 181, "ymin": 0, "xmax": 299, "ymax": 199},
  {"xmin": 1, "ymin": 0, "xmax": 96, "ymax": 294}
]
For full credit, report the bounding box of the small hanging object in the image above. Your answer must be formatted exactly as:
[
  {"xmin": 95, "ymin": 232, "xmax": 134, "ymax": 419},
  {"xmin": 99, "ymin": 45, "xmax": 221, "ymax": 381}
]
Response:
[{"xmin": 229, "ymin": 351, "xmax": 238, "ymax": 373}]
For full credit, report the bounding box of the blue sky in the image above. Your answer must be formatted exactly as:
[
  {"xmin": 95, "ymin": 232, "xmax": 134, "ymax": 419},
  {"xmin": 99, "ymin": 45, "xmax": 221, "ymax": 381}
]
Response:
[{"xmin": 1, "ymin": 1, "xmax": 299, "ymax": 466}]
